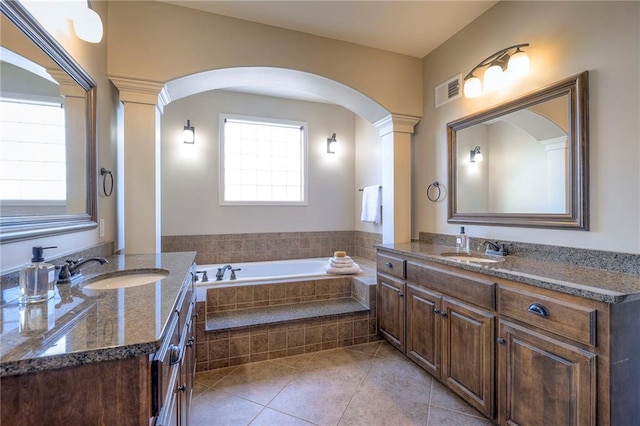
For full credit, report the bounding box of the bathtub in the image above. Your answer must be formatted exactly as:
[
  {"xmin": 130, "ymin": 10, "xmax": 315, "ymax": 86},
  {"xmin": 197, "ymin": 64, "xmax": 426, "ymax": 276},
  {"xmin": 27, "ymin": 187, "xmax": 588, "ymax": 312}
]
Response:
[{"xmin": 195, "ymin": 257, "xmax": 332, "ymax": 286}]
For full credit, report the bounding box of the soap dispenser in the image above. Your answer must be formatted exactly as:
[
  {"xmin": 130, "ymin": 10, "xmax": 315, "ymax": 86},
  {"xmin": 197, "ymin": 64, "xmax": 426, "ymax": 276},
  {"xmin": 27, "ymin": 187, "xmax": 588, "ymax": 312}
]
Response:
[
  {"xmin": 19, "ymin": 246, "xmax": 57, "ymax": 304},
  {"xmin": 456, "ymin": 227, "xmax": 470, "ymax": 253}
]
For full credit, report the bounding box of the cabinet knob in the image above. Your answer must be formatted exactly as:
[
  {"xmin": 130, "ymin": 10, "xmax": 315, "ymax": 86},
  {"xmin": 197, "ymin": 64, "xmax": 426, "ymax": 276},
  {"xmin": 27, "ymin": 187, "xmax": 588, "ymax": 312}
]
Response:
[
  {"xmin": 177, "ymin": 384, "xmax": 187, "ymax": 392},
  {"xmin": 187, "ymin": 336, "xmax": 195, "ymax": 347},
  {"xmin": 169, "ymin": 344, "xmax": 181, "ymax": 365},
  {"xmin": 439, "ymin": 311, "xmax": 447, "ymax": 318},
  {"xmin": 398, "ymin": 292, "xmax": 404, "ymax": 298},
  {"xmin": 528, "ymin": 303, "xmax": 549, "ymax": 317},
  {"xmin": 433, "ymin": 308, "xmax": 441, "ymax": 315},
  {"xmin": 385, "ymin": 262, "xmax": 393, "ymax": 268},
  {"xmin": 497, "ymin": 337, "xmax": 506, "ymax": 345}
]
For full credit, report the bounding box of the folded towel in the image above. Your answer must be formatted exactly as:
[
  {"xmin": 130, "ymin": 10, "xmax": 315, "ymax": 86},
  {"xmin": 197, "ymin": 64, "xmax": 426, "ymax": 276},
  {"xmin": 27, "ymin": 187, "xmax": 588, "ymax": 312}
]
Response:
[
  {"xmin": 329, "ymin": 260, "xmax": 354, "ymax": 268},
  {"xmin": 325, "ymin": 262, "xmax": 361, "ymax": 275},
  {"xmin": 330, "ymin": 256, "xmax": 352, "ymax": 263},
  {"xmin": 361, "ymin": 185, "xmax": 381, "ymax": 224}
]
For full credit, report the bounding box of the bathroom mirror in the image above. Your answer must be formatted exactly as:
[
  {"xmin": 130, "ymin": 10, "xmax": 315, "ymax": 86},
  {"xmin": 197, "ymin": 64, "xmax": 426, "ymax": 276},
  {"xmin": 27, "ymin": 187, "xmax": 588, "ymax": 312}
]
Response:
[
  {"xmin": 448, "ymin": 71, "xmax": 588, "ymax": 229},
  {"xmin": 0, "ymin": 1, "xmax": 97, "ymax": 242}
]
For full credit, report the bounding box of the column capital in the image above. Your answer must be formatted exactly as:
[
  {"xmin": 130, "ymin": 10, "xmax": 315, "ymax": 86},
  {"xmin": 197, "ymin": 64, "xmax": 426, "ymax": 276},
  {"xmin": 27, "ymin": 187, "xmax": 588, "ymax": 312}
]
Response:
[
  {"xmin": 373, "ymin": 113, "xmax": 421, "ymax": 137},
  {"xmin": 109, "ymin": 76, "xmax": 168, "ymax": 110},
  {"xmin": 47, "ymin": 69, "xmax": 86, "ymax": 97}
]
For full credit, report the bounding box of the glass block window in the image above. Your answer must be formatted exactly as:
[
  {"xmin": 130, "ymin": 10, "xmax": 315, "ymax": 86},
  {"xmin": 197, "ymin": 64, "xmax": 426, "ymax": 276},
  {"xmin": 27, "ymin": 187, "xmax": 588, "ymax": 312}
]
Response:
[{"xmin": 220, "ymin": 114, "xmax": 307, "ymax": 205}]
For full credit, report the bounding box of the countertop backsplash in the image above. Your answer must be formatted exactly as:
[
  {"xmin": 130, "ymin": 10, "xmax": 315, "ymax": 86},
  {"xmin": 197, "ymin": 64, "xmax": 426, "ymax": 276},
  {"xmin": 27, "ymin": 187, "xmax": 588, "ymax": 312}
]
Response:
[{"xmin": 418, "ymin": 232, "xmax": 640, "ymax": 276}]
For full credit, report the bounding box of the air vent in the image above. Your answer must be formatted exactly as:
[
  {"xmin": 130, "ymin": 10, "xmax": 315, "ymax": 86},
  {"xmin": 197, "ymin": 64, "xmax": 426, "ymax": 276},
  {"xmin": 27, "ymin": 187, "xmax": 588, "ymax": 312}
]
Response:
[{"xmin": 435, "ymin": 74, "xmax": 461, "ymax": 108}]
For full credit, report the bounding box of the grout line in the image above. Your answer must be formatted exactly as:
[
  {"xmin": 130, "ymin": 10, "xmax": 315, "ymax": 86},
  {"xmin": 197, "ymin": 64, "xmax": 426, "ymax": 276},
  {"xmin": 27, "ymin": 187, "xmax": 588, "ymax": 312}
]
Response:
[
  {"xmin": 426, "ymin": 376, "xmax": 434, "ymax": 425},
  {"xmin": 335, "ymin": 347, "xmax": 378, "ymax": 425}
]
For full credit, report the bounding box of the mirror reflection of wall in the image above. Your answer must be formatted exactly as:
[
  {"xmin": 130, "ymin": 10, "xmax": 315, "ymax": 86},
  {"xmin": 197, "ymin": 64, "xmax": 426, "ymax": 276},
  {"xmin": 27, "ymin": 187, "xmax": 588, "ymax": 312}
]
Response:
[
  {"xmin": 0, "ymin": 12, "xmax": 87, "ymax": 218},
  {"xmin": 456, "ymin": 94, "xmax": 569, "ymax": 214}
]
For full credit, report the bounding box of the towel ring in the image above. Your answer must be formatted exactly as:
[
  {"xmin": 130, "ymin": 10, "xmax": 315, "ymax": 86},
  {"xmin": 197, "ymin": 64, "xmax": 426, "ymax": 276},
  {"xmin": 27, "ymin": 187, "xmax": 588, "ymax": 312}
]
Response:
[
  {"xmin": 427, "ymin": 181, "xmax": 443, "ymax": 202},
  {"xmin": 100, "ymin": 168, "xmax": 114, "ymax": 197}
]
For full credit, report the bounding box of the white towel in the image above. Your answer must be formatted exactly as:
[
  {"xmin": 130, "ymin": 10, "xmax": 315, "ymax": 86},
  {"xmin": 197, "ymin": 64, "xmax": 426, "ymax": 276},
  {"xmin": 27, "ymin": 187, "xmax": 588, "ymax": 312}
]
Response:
[
  {"xmin": 329, "ymin": 260, "xmax": 354, "ymax": 268},
  {"xmin": 330, "ymin": 256, "xmax": 352, "ymax": 263},
  {"xmin": 361, "ymin": 185, "xmax": 381, "ymax": 224},
  {"xmin": 325, "ymin": 262, "xmax": 361, "ymax": 275}
]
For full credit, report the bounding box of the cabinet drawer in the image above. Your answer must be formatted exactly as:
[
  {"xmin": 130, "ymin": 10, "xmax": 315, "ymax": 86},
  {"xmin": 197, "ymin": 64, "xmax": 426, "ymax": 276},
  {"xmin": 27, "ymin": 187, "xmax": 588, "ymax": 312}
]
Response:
[
  {"xmin": 377, "ymin": 253, "xmax": 406, "ymax": 279},
  {"xmin": 498, "ymin": 285, "xmax": 596, "ymax": 346},
  {"xmin": 406, "ymin": 260, "xmax": 495, "ymax": 311}
]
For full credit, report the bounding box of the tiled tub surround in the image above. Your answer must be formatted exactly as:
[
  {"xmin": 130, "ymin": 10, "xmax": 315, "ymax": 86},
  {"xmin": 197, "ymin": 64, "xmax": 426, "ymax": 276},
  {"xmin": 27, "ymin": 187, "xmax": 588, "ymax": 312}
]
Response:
[
  {"xmin": 195, "ymin": 259, "xmax": 379, "ymax": 371},
  {"xmin": 0, "ymin": 251, "xmax": 196, "ymax": 376},
  {"xmin": 162, "ymin": 230, "xmax": 382, "ymax": 265}
]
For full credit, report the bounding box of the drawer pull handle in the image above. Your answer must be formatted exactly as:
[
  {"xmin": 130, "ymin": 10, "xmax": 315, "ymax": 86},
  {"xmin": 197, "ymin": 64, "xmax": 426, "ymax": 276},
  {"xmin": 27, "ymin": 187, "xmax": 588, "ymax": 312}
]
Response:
[
  {"xmin": 177, "ymin": 384, "xmax": 187, "ymax": 392},
  {"xmin": 497, "ymin": 337, "xmax": 506, "ymax": 345},
  {"xmin": 398, "ymin": 292, "xmax": 404, "ymax": 298},
  {"xmin": 433, "ymin": 308, "xmax": 440, "ymax": 315},
  {"xmin": 169, "ymin": 344, "xmax": 181, "ymax": 365},
  {"xmin": 528, "ymin": 303, "xmax": 549, "ymax": 317},
  {"xmin": 439, "ymin": 311, "xmax": 447, "ymax": 318},
  {"xmin": 385, "ymin": 262, "xmax": 393, "ymax": 268}
]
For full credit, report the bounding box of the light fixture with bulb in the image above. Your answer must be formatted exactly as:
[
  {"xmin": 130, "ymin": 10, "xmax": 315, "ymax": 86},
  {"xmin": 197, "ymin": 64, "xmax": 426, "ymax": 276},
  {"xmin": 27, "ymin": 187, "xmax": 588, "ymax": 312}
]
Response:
[
  {"xmin": 470, "ymin": 146, "xmax": 483, "ymax": 163},
  {"xmin": 327, "ymin": 133, "xmax": 338, "ymax": 154},
  {"xmin": 183, "ymin": 120, "xmax": 195, "ymax": 144},
  {"xmin": 463, "ymin": 43, "xmax": 530, "ymax": 98}
]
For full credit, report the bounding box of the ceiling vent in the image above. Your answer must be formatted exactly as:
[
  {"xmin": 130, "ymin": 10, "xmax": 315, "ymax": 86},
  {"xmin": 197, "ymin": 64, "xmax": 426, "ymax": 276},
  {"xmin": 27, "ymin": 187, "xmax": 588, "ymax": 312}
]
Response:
[{"xmin": 435, "ymin": 74, "xmax": 461, "ymax": 108}]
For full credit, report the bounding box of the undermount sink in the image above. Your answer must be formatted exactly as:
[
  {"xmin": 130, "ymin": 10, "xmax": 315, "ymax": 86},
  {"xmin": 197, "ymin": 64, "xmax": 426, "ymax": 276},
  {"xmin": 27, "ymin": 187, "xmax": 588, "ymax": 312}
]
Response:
[
  {"xmin": 83, "ymin": 269, "xmax": 170, "ymax": 290},
  {"xmin": 439, "ymin": 253, "xmax": 504, "ymax": 264}
]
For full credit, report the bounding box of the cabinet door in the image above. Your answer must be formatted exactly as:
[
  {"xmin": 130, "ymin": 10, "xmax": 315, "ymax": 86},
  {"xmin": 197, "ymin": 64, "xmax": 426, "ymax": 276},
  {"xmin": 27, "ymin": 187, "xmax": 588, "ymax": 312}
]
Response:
[
  {"xmin": 377, "ymin": 274, "xmax": 405, "ymax": 351},
  {"xmin": 406, "ymin": 283, "xmax": 441, "ymax": 377},
  {"xmin": 498, "ymin": 320, "xmax": 596, "ymax": 426},
  {"xmin": 442, "ymin": 297, "xmax": 495, "ymax": 418}
]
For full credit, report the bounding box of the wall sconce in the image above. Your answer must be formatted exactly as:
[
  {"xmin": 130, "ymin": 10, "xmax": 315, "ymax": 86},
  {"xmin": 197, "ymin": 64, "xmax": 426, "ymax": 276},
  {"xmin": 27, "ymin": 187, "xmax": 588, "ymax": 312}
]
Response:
[
  {"xmin": 463, "ymin": 43, "xmax": 530, "ymax": 98},
  {"xmin": 183, "ymin": 120, "xmax": 195, "ymax": 144},
  {"xmin": 327, "ymin": 133, "xmax": 338, "ymax": 154},
  {"xmin": 470, "ymin": 146, "xmax": 483, "ymax": 163}
]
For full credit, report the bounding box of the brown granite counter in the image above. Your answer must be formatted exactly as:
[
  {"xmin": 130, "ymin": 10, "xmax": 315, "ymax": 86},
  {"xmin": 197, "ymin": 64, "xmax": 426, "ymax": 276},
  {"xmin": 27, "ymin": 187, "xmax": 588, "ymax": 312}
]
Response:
[
  {"xmin": 0, "ymin": 252, "xmax": 196, "ymax": 377},
  {"xmin": 376, "ymin": 242, "xmax": 640, "ymax": 304}
]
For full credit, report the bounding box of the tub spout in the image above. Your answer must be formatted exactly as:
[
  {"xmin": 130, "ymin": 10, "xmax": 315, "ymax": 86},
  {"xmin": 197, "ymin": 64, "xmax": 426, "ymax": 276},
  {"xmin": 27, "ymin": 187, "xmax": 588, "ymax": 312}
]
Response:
[{"xmin": 216, "ymin": 265, "xmax": 233, "ymax": 281}]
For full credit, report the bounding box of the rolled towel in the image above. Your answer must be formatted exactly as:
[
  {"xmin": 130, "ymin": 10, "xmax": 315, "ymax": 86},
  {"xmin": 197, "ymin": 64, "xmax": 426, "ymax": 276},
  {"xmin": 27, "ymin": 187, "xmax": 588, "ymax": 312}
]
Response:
[
  {"xmin": 325, "ymin": 262, "xmax": 361, "ymax": 275},
  {"xmin": 330, "ymin": 256, "xmax": 352, "ymax": 263}
]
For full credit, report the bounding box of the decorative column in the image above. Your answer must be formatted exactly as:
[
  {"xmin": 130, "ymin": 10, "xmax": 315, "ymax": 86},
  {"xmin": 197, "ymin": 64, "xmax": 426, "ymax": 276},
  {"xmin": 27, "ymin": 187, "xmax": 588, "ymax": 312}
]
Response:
[
  {"xmin": 48, "ymin": 69, "xmax": 87, "ymax": 215},
  {"xmin": 374, "ymin": 114, "xmax": 421, "ymax": 244},
  {"xmin": 109, "ymin": 77, "xmax": 168, "ymax": 254}
]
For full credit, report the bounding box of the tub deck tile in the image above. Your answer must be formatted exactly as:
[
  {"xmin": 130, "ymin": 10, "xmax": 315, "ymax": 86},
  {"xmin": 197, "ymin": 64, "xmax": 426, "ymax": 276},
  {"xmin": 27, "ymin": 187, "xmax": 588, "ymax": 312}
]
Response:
[{"xmin": 206, "ymin": 298, "xmax": 369, "ymax": 332}]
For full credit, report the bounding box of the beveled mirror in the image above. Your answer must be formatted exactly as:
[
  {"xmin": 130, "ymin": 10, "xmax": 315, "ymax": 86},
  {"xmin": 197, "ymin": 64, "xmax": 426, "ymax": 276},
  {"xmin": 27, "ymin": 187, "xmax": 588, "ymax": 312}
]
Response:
[
  {"xmin": 448, "ymin": 71, "xmax": 588, "ymax": 229},
  {"xmin": 0, "ymin": 1, "xmax": 97, "ymax": 242}
]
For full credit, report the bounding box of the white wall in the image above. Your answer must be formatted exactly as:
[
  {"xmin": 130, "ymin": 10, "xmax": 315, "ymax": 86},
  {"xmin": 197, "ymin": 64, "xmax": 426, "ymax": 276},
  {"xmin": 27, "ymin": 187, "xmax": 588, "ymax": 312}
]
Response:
[
  {"xmin": 161, "ymin": 90, "xmax": 357, "ymax": 235},
  {"xmin": 355, "ymin": 115, "xmax": 383, "ymax": 233},
  {"xmin": 416, "ymin": 1, "xmax": 640, "ymax": 253}
]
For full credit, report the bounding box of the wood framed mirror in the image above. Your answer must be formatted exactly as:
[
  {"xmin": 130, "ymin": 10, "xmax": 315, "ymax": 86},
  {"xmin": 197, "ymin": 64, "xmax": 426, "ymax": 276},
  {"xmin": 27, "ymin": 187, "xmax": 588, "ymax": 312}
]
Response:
[
  {"xmin": 447, "ymin": 71, "xmax": 589, "ymax": 230},
  {"xmin": 0, "ymin": 1, "xmax": 97, "ymax": 242}
]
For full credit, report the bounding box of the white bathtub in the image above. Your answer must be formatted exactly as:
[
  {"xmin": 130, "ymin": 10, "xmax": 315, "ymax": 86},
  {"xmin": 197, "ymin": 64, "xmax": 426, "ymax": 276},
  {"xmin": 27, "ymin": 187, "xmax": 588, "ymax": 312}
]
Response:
[{"xmin": 196, "ymin": 257, "xmax": 331, "ymax": 286}]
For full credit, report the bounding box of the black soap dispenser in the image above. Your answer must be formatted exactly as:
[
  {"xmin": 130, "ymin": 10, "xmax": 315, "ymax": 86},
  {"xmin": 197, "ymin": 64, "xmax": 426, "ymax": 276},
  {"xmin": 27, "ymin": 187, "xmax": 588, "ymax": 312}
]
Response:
[{"xmin": 19, "ymin": 246, "xmax": 57, "ymax": 304}]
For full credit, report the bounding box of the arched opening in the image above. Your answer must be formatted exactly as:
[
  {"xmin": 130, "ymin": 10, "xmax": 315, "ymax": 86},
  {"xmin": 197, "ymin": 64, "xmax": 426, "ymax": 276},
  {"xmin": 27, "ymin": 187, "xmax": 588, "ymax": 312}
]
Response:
[{"xmin": 163, "ymin": 67, "xmax": 390, "ymax": 124}]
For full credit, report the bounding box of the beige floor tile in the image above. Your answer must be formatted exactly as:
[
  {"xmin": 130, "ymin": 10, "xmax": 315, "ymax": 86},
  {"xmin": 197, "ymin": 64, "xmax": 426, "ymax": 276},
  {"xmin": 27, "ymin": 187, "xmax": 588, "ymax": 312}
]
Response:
[
  {"xmin": 343, "ymin": 341, "xmax": 382, "ymax": 356},
  {"xmin": 427, "ymin": 406, "xmax": 493, "ymax": 425},
  {"xmin": 373, "ymin": 342, "xmax": 413, "ymax": 363},
  {"xmin": 429, "ymin": 381, "xmax": 485, "ymax": 418},
  {"xmin": 249, "ymin": 408, "xmax": 317, "ymax": 425},
  {"xmin": 195, "ymin": 366, "xmax": 238, "ymax": 389},
  {"xmin": 268, "ymin": 371, "xmax": 363, "ymax": 425},
  {"xmin": 304, "ymin": 347, "xmax": 374, "ymax": 381},
  {"xmin": 339, "ymin": 357, "xmax": 432, "ymax": 425},
  {"xmin": 214, "ymin": 360, "xmax": 298, "ymax": 405},
  {"xmin": 269, "ymin": 352, "xmax": 317, "ymax": 370},
  {"xmin": 190, "ymin": 388, "xmax": 263, "ymax": 426}
]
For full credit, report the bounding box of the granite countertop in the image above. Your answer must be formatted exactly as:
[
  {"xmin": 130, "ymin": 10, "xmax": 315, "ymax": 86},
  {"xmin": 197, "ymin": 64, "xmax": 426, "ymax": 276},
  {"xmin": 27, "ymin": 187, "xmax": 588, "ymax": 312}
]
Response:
[
  {"xmin": 0, "ymin": 251, "xmax": 196, "ymax": 377},
  {"xmin": 376, "ymin": 242, "xmax": 640, "ymax": 304}
]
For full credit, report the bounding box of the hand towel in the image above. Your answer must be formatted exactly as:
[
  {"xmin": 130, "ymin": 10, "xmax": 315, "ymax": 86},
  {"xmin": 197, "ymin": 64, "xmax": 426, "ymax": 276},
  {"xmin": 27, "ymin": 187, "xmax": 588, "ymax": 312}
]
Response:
[
  {"xmin": 330, "ymin": 256, "xmax": 352, "ymax": 263},
  {"xmin": 361, "ymin": 185, "xmax": 381, "ymax": 224},
  {"xmin": 325, "ymin": 262, "xmax": 361, "ymax": 275},
  {"xmin": 329, "ymin": 260, "xmax": 354, "ymax": 268}
]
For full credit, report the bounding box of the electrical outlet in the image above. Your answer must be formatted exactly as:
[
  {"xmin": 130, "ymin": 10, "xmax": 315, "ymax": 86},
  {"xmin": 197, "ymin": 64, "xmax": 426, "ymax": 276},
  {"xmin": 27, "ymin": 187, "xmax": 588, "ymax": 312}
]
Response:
[{"xmin": 99, "ymin": 219, "xmax": 105, "ymax": 237}]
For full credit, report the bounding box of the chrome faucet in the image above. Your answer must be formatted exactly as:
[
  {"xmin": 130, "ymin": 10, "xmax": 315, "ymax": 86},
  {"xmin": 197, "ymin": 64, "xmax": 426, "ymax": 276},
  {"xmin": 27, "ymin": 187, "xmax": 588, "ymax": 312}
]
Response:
[
  {"xmin": 57, "ymin": 257, "xmax": 109, "ymax": 284},
  {"xmin": 482, "ymin": 240, "xmax": 508, "ymax": 256},
  {"xmin": 215, "ymin": 265, "xmax": 233, "ymax": 281}
]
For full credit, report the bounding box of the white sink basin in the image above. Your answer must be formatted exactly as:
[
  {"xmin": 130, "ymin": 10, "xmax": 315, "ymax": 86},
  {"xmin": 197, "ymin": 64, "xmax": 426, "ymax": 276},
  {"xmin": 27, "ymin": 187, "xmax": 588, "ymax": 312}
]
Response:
[
  {"xmin": 439, "ymin": 253, "xmax": 503, "ymax": 263},
  {"xmin": 83, "ymin": 269, "xmax": 170, "ymax": 290}
]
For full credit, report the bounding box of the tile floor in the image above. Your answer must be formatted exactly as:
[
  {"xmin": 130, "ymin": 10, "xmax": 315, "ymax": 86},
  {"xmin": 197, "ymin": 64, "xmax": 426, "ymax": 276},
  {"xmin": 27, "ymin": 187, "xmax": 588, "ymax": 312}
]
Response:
[{"xmin": 191, "ymin": 341, "xmax": 493, "ymax": 425}]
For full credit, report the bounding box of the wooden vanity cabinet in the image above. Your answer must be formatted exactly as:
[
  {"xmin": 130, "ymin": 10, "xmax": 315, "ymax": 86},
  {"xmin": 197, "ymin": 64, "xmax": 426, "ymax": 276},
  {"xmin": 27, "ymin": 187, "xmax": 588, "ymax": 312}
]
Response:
[
  {"xmin": 378, "ymin": 254, "xmax": 496, "ymax": 418},
  {"xmin": 497, "ymin": 280, "xmax": 599, "ymax": 426}
]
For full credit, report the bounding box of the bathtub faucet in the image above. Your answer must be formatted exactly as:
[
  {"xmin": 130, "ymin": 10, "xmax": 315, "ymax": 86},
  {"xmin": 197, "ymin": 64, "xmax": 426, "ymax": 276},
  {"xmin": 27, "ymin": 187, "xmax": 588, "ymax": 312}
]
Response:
[
  {"xmin": 216, "ymin": 265, "xmax": 233, "ymax": 281},
  {"xmin": 230, "ymin": 268, "xmax": 242, "ymax": 280}
]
